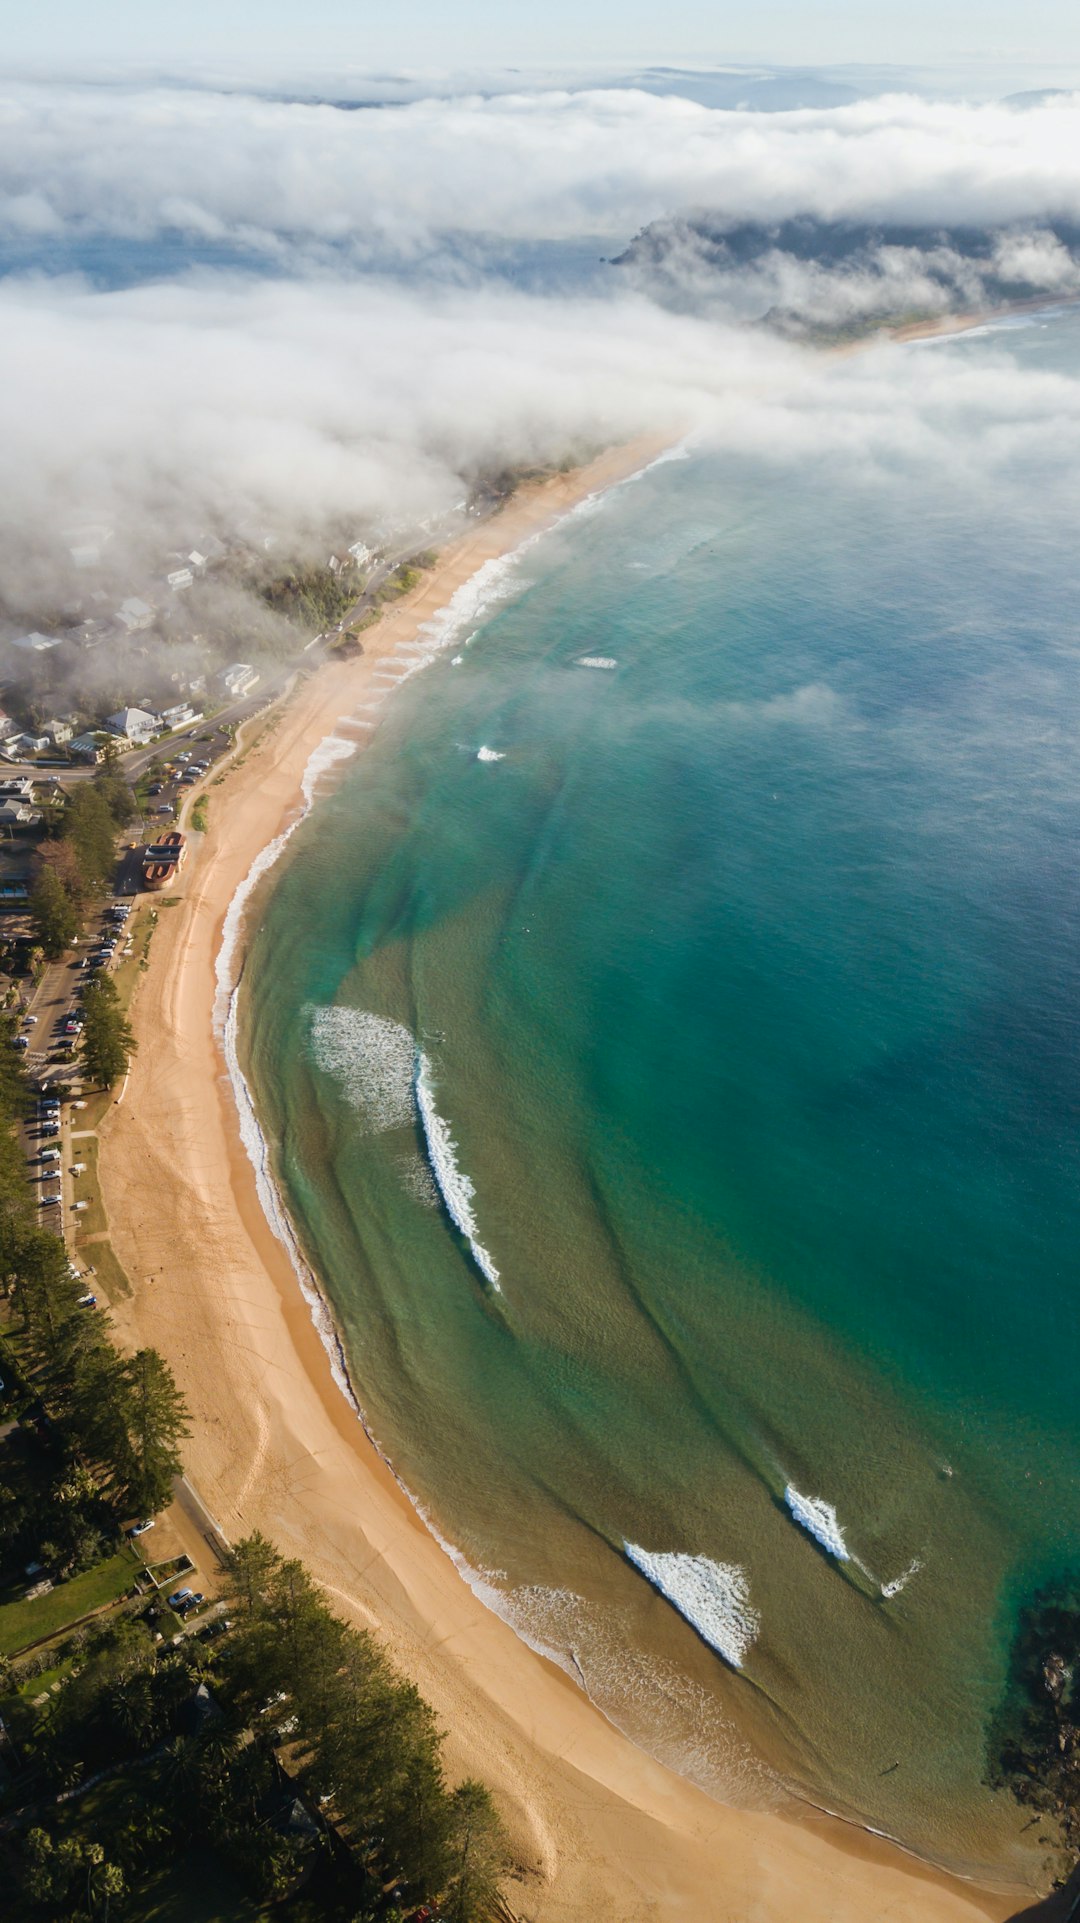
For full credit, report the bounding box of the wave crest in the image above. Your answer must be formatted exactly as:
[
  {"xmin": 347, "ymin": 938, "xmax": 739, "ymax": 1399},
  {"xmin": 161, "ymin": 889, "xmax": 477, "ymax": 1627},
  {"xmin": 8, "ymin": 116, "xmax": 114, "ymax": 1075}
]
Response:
[
  {"xmin": 784, "ymin": 1485, "xmax": 850, "ymax": 1561},
  {"xmin": 624, "ymin": 1543, "xmax": 759, "ymax": 1669},
  {"xmin": 415, "ymin": 1053, "xmax": 502, "ymax": 1291}
]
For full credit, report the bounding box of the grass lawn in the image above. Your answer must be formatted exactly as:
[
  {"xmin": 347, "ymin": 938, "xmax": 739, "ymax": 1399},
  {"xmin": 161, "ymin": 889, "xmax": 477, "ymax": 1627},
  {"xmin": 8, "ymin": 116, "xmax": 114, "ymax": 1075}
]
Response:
[
  {"xmin": 71, "ymin": 1136, "xmax": 108, "ymax": 1239},
  {"xmin": 80, "ymin": 1236, "xmax": 133, "ymax": 1302},
  {"xmin": 0, "ymin": 1548, "xmax": 137, "ymax": 1656}
]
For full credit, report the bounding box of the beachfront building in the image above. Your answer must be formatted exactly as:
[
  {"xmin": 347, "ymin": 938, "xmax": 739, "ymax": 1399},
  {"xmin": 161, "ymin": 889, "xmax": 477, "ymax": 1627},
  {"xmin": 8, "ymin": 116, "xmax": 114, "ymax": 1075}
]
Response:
[
  {"xmin": 68, "ymin": 733, "xmax": 109, "ymax": 763},
  {"xmin": 160, "ymin": 702, "xmax": 203, "ymax": 731},
  {"xmin": 218, "ymin": 663, "xmax": 260, "ymax": 698},
  {"xmin": 105, "ymin": 706, "xmax": 161, "ymax": 746}
]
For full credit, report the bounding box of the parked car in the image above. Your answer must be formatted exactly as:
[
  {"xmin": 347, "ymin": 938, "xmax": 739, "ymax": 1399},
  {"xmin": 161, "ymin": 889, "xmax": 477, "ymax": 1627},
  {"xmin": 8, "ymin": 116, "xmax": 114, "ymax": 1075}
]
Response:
[
  {"xmin": 177, "ymin": 1591, "xmax": 205, "ymax": 1616},
  {"xmin": 198, "ymin": 1616, "xmax": 232, "ymax": 1642},
  {"xmin": 22, "ymin": 1013, "xmax": 38, "ymax": 1026},
  {"xmin": 127, "ymin": 1519, "xmax": 155, "ymax": 1538},
  {"xmin": 77, "ymin": 1294, "xmax": 97, "ymax": 1309},
  {"xmin": 167, "ymin": 1587, "xmax": 194, "ymax": 1608},
  {"xmin": 14, "ymin": 1036, "xmax": 28, "ymax": 1051},
  {"xmin": 147, "ymin": 783, "xmax": 163, "ymax": 795}
]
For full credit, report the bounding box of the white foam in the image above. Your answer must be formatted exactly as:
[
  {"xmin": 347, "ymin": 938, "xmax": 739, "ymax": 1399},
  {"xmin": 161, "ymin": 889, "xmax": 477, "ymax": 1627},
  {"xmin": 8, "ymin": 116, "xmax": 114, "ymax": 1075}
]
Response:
[
  {"xmin": 784, "ymin": 1485, "xmax": 850, "ymax": 1561},
  {"xmin": 213, "ymin": 730, "xmax": 357, "ymax": 1039},
  {"xmin": 624, "ymin": 1544, "xmax": 759, "ymax": 1669},
  {"xmin": 576, "ymin": 655, "xmax": 618, "ymax": 670},
  {"xmin": 395, "ymin": 1150, "xmax": 440, "ymax": 1208},
  {"xmin": 476, "ymin": 745, "xmax": 505, "ymax": 762},
  {"xmin": 309, "ymin": 1006, "xmax": 416, "ymax": 1134},
  {"xmin": 881, "ymin": 1557, "xmax": 923, "ymax": 1600},
  {"xmin": 415, "ymin": 1052, "xmax": 501, "ymax": 1291}
]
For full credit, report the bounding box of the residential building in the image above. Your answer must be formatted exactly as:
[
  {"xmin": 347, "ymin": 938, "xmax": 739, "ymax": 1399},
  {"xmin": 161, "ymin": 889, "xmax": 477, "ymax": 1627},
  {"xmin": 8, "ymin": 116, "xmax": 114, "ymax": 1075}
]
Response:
[
  {"xmin": 0, "ymin": 800, "xmax": 39, "ymax": 827},
  {"xmin": 68, "ymin": 733, "xmax": 108, "ymax": 763},
  {"xmin": 160, "ymin": 703, "xmax": 202, "ymax": 731},
  {"xmin": 0, "ymin": 777, "xmax": 35, "ymax": 800},
  {"xmin": 10, "ymin": 632, "xmax": 62, "ymax": 654},
  {"xmin": 116, "ymin": 597, "xmax": 154, "ymax": 634},
  {"xmin": 218, "ymin": 663, "xmax": 259, "ymax": 698},
  {"xmin": 105, "ymin": 706, "xmax": 161, "ymax": 745},
  {"xmin": 45, "ymin": 719, "xmax": 75, "ymax": 746},
  {"xmin": 8, "ymin": 734, "xmax": 49, "ymax": 756},
  {"xmin": 166, "ymin": 567, "xmax": 194, "ymax": 591}
]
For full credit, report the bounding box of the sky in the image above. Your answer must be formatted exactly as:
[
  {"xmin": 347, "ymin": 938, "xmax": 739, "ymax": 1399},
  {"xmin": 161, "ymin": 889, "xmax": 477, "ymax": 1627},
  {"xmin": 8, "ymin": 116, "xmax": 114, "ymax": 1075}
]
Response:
[{"xmin": 6, "ymin": 0, "xmax": 1080, "ymax": 80}]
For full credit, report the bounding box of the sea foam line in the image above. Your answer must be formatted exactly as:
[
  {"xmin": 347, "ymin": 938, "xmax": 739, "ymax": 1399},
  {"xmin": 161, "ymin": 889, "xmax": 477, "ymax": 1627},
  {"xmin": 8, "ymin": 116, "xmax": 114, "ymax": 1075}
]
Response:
[
  {"xmin": 414, "ymin": 1052, "xmax": 502, "ymax": 1291},
  {"xmin": 783, "ymin": 1485, "xmax": 850, "ymax": 1561},
  {"xmin": 624, "ymin": 1544, "xmax": 760, "ymax": 1669}
]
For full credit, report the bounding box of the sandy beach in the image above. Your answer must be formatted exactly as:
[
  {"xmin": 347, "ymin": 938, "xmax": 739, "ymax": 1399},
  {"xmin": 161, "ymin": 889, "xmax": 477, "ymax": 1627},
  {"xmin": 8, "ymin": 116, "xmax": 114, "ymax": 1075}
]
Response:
[{"xmin": 98, "ymin": 440, "xmax": 1021, "ymax": 1923}]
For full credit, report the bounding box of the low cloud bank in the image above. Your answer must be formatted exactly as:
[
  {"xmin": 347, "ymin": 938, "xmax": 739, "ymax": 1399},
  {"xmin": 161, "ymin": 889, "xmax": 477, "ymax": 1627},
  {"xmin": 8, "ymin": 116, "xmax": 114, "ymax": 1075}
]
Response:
[{"xmin": 5, "ymin": 83, "xmax": 1080, "ymax": 267}]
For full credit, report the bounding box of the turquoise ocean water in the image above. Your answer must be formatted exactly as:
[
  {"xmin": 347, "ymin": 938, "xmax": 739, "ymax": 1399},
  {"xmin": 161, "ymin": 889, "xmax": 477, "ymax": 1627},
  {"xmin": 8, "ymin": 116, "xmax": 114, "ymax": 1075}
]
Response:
[{"xmin": 241, "ymin": 309, "xmax": 1080, "ymax": 1883}]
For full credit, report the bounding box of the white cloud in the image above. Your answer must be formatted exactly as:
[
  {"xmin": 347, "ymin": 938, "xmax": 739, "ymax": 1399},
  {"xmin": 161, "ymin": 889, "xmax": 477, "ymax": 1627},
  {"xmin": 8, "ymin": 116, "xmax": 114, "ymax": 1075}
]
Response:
[{"xmin": 5, "ymin": 83, "xmax": 1080, "ymax": 262}]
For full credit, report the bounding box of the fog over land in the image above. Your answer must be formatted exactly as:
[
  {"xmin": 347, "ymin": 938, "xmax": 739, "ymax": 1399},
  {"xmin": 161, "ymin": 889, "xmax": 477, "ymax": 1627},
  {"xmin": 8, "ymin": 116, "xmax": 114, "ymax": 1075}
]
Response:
[{"xmin": 5, "ymin": 72, "xmax": 1080, "ymax": 656}]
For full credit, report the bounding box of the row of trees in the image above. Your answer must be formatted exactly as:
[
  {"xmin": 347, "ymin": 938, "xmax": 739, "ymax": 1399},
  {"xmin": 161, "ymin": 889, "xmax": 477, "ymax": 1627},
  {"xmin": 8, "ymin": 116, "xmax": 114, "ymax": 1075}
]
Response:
[
  {"xmin": 31, "ymin": 766, "xmax": 133, "ymax": 960},
  {"xmin": 0, "ymin": 1010, "xmax": 185, "ymax": 1555},
  {"xmin": 7, "ymin": 1540, "xmax": 513, "ymax": 1921},
  {"xmin": 222, "ymin": 1534, "xmax": 512, "ymax": 1919},
  {"xmin": 6, "ymin": 1239, "xmax": 188, "ymax": 1531}
]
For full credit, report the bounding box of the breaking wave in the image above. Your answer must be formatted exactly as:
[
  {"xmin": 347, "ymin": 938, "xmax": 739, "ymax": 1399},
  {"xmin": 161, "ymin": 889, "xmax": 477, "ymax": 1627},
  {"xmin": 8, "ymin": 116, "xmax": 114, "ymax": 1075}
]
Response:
[
  {"xmin": 476, "ymin": 744, "xmax": 505, "ymax": 761},
  {"xmin": 415, "ymin": 1052, "xmax": 502, "ymax": 1291},
  {"xmin": 784, "ymin": 1485, "xmax": 850, "ymax": 1561},
  {"xmin": 624, "ymin": 1544, "xmax": 760, "ymax": 1669}
]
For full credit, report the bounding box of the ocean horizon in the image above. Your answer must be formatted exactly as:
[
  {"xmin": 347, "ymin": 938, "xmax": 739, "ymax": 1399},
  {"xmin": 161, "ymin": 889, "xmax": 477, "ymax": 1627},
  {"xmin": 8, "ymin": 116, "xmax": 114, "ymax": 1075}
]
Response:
[{"xmin": 237, "ymin": 304, "xmax": 1080, "ymax": 1886}]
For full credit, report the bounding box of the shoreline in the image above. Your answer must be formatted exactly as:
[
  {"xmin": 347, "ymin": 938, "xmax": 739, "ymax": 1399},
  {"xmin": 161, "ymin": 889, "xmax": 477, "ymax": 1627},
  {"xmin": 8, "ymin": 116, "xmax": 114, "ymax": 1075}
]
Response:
[{"xmin": 99, "ymin": 435, "xmax": 1021, "ymax": 1920}]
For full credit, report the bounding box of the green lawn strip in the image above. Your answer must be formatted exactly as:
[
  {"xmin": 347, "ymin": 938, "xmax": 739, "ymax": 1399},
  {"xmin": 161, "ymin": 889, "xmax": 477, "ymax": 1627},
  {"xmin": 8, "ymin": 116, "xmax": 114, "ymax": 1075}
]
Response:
[
  {"xmin": 71, "ymin": 1136, "xmax": 108, "ymax": 1239},
  {"xmin": 0, "ymin": 1547, "xmax": 138, "ymax": 1656},
  {"xmin": 79, "ymin": 1236, "xmax": 132, "ymax": 1303}
]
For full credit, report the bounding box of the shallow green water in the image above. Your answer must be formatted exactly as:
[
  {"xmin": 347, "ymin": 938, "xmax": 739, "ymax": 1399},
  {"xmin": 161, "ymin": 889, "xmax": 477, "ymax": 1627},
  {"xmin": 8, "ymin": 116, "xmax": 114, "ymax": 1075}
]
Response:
[{"xmin": 241, "ymin": 312, "xmax": 1080, "ymax": 1880}]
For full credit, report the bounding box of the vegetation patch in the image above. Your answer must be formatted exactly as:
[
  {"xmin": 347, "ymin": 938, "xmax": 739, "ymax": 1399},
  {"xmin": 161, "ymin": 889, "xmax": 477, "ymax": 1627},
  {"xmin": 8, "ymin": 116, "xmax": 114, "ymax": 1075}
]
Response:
[
  {"xmin": 79, "ymin": 1237, "xmax": 133, "ymax": 1304},
  {"xmin": 260, "ymin": 565, "xmax": 356, "ymax": 633},
  {"xmin": 0, "ymin": 1549, "xmax": 137, "ymax": 1657},
  {"xmin": 190, "ymin": 796, "xmax": 209, "ymax": 834}
]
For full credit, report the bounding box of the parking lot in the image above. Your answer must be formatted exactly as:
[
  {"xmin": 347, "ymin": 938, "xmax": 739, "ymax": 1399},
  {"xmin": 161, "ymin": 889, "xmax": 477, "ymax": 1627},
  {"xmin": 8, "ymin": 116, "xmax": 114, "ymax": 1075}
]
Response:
[{"xmin": 130, "ymin": 720, "xmax": 238, "ymax": 838}]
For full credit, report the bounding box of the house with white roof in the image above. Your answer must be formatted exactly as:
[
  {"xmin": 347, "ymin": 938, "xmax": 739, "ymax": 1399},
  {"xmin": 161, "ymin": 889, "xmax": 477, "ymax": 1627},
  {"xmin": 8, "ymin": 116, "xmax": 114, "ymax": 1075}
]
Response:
[
  {"xmin": 218, "ymin": 663, "xmax": 259, "ymax": 698},
  {"xmin": 105, "ymin": 707, "xmax": 161, "ymax": 746},
  {"xmin": 161, "ymin": 703, "xmax": 202, "ymax": 731},
  {"xmin": 166, "ymin": 567, "xmax": 194, "ymax": 592}
]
